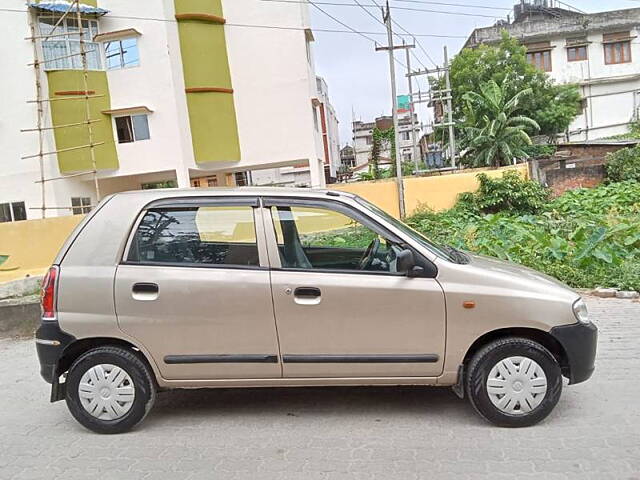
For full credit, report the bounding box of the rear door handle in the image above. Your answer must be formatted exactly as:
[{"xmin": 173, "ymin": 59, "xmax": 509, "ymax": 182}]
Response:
[
  {"xmin": 132, "ymin": 282, "xmax": 159, "ymax": 301},
  {"xmin": 293, "ymin": 287, "xmax": 321, "ymax": 305}
]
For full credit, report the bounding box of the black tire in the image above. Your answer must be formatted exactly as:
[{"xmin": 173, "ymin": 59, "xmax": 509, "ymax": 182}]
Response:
[
  {"xmin": 65, "ymin": 346, "xmax": 156, "ymax": 434},
  {"xmin": 465, "ymin": 337, "xmax": 562, "ymax": 427}
]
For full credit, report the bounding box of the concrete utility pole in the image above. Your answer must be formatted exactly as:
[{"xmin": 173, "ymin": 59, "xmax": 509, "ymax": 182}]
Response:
[
  {"xmin": 375, "ymin": 2, "xmax": 413, "ymax": 218},
  {"xmin": 443, "ymin": 46, "xmax": 456, "ymax": 168},
  {"xmin": 404, "ymin": 40, "xmax": 420, "ymax": 171}
]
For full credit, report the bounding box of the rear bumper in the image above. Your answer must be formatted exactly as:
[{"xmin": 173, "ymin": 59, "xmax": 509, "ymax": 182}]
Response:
[
  {"xmin": 35, "ymin": 321, "xmax": 75, "ymax": 384},
  {"xmin": 550, "ymin": 321, "xmax": 598, "ymax": 385}
]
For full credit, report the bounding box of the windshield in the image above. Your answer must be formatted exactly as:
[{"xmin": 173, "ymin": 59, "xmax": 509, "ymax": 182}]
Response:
[{"xmin": 355, "ymin": 197, "xmax": 456, "ymax": 262}]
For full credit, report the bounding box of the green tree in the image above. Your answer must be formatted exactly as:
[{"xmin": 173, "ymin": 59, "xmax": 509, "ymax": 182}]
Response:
[
  {"xmin": 460, "ymin": 80, "xmax": 540, "ymax": 167},
  {"xmin": 447, "ymin": 32, "xmax": 581, "ymax": 139}
]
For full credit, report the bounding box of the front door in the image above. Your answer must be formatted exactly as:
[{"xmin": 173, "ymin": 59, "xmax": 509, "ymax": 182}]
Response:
[
  {"xmin": 263, "ymin": 199, "xmax": 446, "ymax": 378},
  {"xmin": 115, "ymin": 198, "xmax": 281, "ymax": 380}
]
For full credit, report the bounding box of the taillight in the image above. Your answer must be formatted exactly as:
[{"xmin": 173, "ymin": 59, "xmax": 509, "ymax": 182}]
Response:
[{"xmin": 41, "ymin": 266, "xmax": 59, "ymax": 320}]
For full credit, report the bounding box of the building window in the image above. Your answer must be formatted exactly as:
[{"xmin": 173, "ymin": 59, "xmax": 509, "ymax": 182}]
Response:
[
  {"xmin": 312, "ymin": 107, "xmax": 319, "ymax": 131},
  {"xmin": 0, "ymin": 202, "xmax": 26, "ymax": 222},
  {"xmin": 71, "ymin": 197, "xmax": 91, "ymax": 215},
  {"xmin": 235, "ymin": 172, "xmax": 249, "ymax": 187},
  {"xmin": 603, "ymin": 32, "xmax": 632, "ymax": 65},
  {"xmin": 208, "ymin": 178, "xmax": 218, "ymax": 187},
  {"xmin": 105, "ymin": 37, "xmax": 140, "ymax": 70},
  {"xmin": 400, "ymin": 131, "xmax": 411, "ymax": 141},
  {"xmin": 38, "ymin": 16, "xmax": 101, "ymax": 70},
  {"xmin": 365, "ymin": 136, "xmax": 374, "ymax": 145},
  {"xmin": 567, "ymin": 45, "xmax": 587, "ymax": 62},
  {"xmin": 115, "ymin": 114, "xmax": 150, "ymax": 143},
  {"xmin": 526, "ymin": 50, "xmax": 552, "ymax": 72}
]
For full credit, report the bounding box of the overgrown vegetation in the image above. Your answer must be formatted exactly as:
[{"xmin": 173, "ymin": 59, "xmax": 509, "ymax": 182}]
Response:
[
  {"xmin": 406, "ymin": 174, "xmax": 640, "ymax": 291},
  {"xmin": 605, "ymin": 145, "xmax": 640, "ymax": 183}
]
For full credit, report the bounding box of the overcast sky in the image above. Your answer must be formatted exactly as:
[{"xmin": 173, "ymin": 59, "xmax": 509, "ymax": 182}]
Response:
[{"xmin": 308, "ymin": 0, "xmax": 638, "ymax": 144}]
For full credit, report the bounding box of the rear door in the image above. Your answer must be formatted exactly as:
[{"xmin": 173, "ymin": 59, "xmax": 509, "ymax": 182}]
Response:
[
  {"xmin": 115, "ymin": 197, "xmax": 281, "ymax": 381},
  {"xmin": 262, "ymin": 198, "xmax": 446, "ymax": 378}
]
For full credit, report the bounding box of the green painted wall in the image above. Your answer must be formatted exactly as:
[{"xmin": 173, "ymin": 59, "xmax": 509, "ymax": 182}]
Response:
[
  {"xmin": 174, "ymin": 0, "xmax": 241, "ymax": 163},
  {"xmin": 46, "ymin": 70, "xmax": 118, "ymax": 173}
]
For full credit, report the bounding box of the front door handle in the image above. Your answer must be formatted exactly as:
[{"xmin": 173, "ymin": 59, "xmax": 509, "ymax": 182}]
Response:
[
  {"xmin": 294, "ymin": 287, "xmax": 321, "ymax": 298},
  {"xmin": 132, "ymin": 282, "xmax": 159, "ymax": 301},
  {"xmin": 293, "ymin": 287, "xmax": 321, "ymax": 305}
]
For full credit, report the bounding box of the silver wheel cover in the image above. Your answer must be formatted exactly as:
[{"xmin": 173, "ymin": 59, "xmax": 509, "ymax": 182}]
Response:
[
  {"xmin": 486, "ymin": 356, "xmax": 547, "ymax": 415},
  {"xmin": 78, "ymin": 364, "xmax": 136, "ymax": 420}
]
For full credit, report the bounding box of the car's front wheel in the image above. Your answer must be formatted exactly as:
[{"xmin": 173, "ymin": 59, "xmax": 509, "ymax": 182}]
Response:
[
  {"xmin": 465, "ymin": 337, "xmax": 562, "ymax": 427},
  {"xmin": 65, "ymin": 346, "xmax": 156, "ymax": 434}
]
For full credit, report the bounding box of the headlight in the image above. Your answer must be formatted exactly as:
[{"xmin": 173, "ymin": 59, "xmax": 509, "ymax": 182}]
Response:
[{"xmin": 572, "ymin": 298, "xmax": 589, "ymax": 324}]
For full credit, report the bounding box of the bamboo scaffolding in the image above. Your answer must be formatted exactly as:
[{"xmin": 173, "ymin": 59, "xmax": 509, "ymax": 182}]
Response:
[
  {"xmin": 27, "ymin": 94, "xmax": 104, "ymax": 103},
  {"xmin": 35, "ymin": 170, "xmax": 97, "ymax": 184},
  {"xmin": 21, "ymin": 119, "xmax": 101, "ymax": 132},
  {"xmin": 22, "ymin": 0, "xmax": 103, "ymax": 217},
  {"xmin": 28, "ymin": 47, "xmax": 98, "ymax": 67}
]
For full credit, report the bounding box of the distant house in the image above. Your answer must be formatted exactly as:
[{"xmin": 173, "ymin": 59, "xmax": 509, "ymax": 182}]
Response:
[{"xmin": 464, "ymin": 1, "xmax": 640, "ymax": 141}]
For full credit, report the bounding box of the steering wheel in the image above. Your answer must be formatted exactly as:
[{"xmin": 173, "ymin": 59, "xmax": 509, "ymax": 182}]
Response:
[{"xmin": 358, "ymin": 237, "xmax": 380, "ymax": 270}]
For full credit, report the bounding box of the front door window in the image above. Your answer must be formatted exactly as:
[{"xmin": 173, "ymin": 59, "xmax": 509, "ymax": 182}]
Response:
[{"xmin": 269, "ymin": 205, "xmax": 404, "ymax": 274}]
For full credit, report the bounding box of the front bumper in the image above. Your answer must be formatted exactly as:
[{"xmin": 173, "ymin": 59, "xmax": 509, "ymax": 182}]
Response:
[{"xmin": 550, "ymin": 321, "xmax": 598, "ymax": 385}]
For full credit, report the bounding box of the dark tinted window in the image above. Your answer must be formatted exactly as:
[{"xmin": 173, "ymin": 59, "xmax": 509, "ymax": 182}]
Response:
[
  {"xmin": 128, "ymin": 206, "xmax": 259, "ymax": 267},
  {"xmin": 11, "ymin": 202, "xmax": 26, "ymax": 221}
]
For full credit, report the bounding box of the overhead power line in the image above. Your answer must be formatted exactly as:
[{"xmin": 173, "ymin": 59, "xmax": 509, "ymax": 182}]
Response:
[
  {"xmin": 0, "ymin": 7, "xmax": 467, "ymax": 38},
  {"xmin": 352, "ymin": 0, "xmax": 429, "ymax": 70},
  {"xmin": 391, "ymin": 0, "xmax": 510, "ymax": 11},
  {"xmin": 261, "ymin": 0, "xmax": 502, "ymax": 18},
  {"xmin": 305, "ymin": 0, "xmax": 408, "ymax": 68}
]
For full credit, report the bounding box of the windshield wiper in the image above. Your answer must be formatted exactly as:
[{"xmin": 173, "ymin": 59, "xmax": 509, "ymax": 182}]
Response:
[{"xmin": 443, "ymin": 245, "xmax": 470, "ymax": 264}]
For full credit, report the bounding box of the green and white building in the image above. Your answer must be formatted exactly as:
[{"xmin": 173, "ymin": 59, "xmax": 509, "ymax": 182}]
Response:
[{"xmin": 1, "ymin": 0, "xmax": 335, "ymax": 221}]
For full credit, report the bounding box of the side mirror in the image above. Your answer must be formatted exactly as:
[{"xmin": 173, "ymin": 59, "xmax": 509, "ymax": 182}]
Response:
[{"xmin": 397, "ymin": 248, "xmax": 424, "ymax": 277}]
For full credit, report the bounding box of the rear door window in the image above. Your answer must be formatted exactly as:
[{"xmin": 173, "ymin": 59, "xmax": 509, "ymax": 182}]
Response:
[{"xmin": 127, "ymin": 206, "xmax": 259, "ymax": 267}]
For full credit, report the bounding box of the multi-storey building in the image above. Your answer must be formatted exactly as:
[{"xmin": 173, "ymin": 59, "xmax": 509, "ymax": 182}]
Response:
[
  {"xmin": 249, "ymin": 75, "xmax": 340, "ymax": 187},
  {"xmin": 465, "ymin": 2, "xmax": 640, "ymax": 141},
  {"xmin": 1, "ymin": 0, "xmax": 327, "ymax": 221},
  {"xmin": 352, "ymin": 114, "xmax": 421, "ymax": 167}
]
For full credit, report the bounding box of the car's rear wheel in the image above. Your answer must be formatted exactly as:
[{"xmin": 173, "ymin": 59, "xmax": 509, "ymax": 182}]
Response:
[
  {"xmin": 465, "ymin": 337, "xmax": 562, "ymax": 427},
  {"xmin": 65, "ymin": 346, "xmax": 156, "ymax": 434}
]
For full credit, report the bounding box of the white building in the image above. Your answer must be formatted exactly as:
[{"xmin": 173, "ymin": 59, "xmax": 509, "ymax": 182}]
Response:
[
  {"xmin": 352, "ymin": 114, "xmax": 421, "ymax": 167},
  {"xmin": 0, "ymin": 0, "xmax": 327, "ymax": 222},
  {"xmin": 465, "ymin": 2, "xmax": 640, "ymax": 141},
  {"xmin": 250, "ymin": 75, "xmax": 340, "ymax": 186}
]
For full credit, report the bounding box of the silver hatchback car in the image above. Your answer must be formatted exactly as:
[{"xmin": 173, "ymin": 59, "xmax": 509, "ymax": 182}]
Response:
[{"xmin": 35, "ymin": 188, "xmax": 597, "ymax": 433}]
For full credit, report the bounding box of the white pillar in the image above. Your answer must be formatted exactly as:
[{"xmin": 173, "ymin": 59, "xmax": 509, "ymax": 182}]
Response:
[
  {"xmin": 175, "ymin": 167, "xmax": 191, "ymax": 188},
  {"xmin": 308, "ymin": 158, "xmax": 326, "ymax": 188}
]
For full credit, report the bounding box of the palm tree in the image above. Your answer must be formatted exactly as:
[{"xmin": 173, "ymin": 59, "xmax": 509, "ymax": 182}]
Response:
[{"xmin": 460, "ymin": 80, "xmax": 540, "ymax": 168}]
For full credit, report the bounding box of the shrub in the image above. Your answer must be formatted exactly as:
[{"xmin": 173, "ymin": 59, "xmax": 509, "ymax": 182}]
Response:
[
  {"xmin": 468, "ymin": 171, "xmax": 550, "ymax": 214},
  {"xmin": 605, "ymin": 145, "xmax": 640, "ymax": 182}
]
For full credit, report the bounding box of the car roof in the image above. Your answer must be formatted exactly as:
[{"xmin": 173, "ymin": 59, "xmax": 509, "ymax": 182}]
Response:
[{"xmin": 111, "ymin": 186, "xmax": 357, "ymax": 200}]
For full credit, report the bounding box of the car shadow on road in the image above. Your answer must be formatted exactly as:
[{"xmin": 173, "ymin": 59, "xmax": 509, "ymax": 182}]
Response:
[{"xmin": 145, "ymin": 385, "xmax": 483, "ymax": 428}]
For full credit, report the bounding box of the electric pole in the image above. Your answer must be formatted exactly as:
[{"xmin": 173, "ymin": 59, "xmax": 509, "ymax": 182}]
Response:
[
  {"xmin": 406, "ymin": 46, "xmax": 457, "ymax": 169},
  {"xmin": 375, "ymin": 2, "xmax": 413, "ymax": 218},
  {"xmin": 443, "ymin": 46, "xmax": 456, "ymax": 168},
  {"xmin": 404, "ymin": 40, "xmax": 420, "ymax": 171}
]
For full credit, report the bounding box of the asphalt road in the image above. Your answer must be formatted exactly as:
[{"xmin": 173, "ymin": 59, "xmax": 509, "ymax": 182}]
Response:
[{"xmin": 1, "ymin": 297, "xmax": 638, "ymax": 480}]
